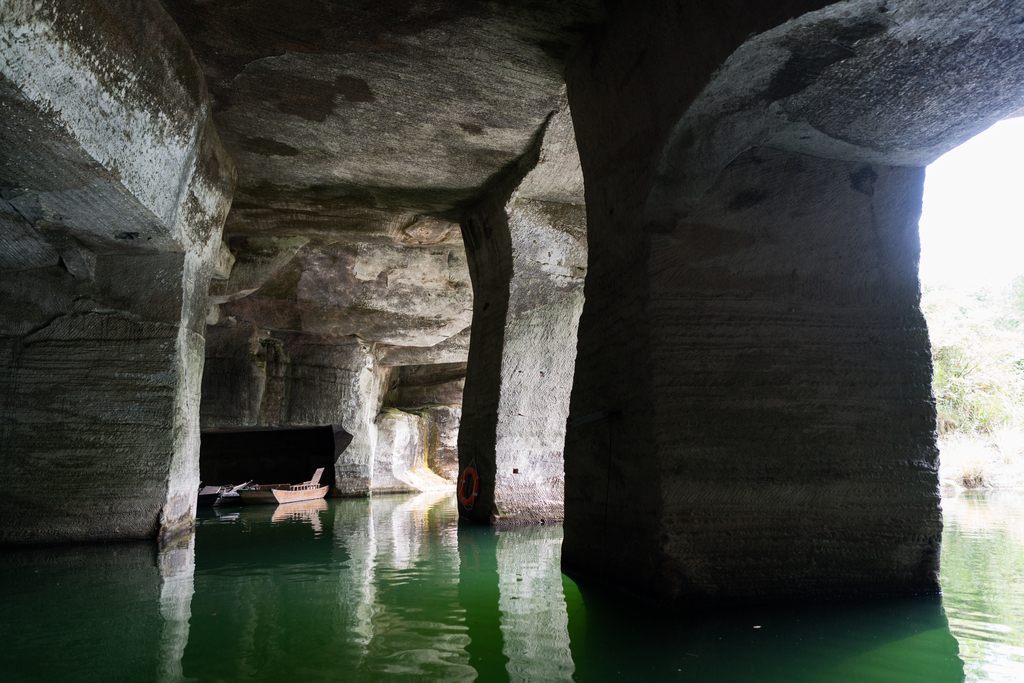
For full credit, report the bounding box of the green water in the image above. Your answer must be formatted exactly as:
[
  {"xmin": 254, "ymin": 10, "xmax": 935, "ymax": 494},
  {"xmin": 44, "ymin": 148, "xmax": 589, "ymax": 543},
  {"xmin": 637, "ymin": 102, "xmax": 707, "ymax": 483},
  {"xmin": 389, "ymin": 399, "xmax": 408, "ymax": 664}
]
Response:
[{"xmin": 1, "ymin": 490, "xmax": 1021, "ymax": 682}]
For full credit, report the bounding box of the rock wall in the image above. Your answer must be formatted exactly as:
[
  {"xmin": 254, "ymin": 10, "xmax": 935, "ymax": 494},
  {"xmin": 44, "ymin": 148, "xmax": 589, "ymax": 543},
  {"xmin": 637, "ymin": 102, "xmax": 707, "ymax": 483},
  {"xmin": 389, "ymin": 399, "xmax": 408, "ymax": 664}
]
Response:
[
  {"xmin": 653, "ymin": 148, "xmax": 936, "ymax": 601},
  {"xmin": 217, "ymin": 238, "xmax": 472, "ymax": 346},
  {"xmin": 0, "ymin": 0, "xmax": 234, "ymax": 544},
  {"xmin": 199, "ymin": 232, "xmax": 474, "ymax": 495},
  {"xmin": 373, "ymin": 409, "xmax": 453, "ymax": 494},
  {"xmin": 424, "ymin": 405, "xmax": 461, "ymax": 482},
  {"xmin": 562, "ymin": 0, "xmax": 1024, "ymax": 604},
  {"xmin": 371, "ymin": 363, "xmax": 464, "ymax": 494},
  {"xmin": 11, "ymin": 0, "xmax": 1024, "ymax": 610},
  {"xmin": 201, "ymin": 326, "xmax": 387, "ymax": 495}
]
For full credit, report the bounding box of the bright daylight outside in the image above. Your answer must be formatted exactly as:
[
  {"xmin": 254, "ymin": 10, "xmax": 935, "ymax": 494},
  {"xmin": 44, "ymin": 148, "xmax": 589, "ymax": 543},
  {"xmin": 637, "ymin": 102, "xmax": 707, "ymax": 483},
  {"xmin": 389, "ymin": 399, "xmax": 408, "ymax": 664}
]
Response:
[
  {"xmin": 924, "ymin": 117, "xmax": 1024, "ymax": 683},
  {"xmin": 921, "ymin": 116, "xmax": 1024, "ymax": 491}
]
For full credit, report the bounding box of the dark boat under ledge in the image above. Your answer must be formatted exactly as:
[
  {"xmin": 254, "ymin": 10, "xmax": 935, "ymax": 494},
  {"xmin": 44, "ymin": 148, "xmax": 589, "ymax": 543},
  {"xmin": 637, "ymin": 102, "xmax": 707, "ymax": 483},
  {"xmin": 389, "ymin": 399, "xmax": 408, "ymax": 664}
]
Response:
[{"xmin": 197, "ymin": 480, "xmax": 250, "ymax": 508}]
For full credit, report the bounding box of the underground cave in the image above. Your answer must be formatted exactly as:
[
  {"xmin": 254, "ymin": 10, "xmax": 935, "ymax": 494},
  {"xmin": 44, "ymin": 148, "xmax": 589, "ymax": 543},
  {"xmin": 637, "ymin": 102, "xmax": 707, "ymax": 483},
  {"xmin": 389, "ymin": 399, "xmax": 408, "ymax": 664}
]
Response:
[{"xmin": 4, "ymin": 0, "xmax": 1024, "ymax": 680}]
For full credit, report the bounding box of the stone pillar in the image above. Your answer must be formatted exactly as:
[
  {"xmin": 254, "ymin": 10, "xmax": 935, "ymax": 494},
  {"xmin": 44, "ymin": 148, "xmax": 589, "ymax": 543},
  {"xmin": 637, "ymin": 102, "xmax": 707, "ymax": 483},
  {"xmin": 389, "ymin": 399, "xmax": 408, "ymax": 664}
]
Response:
[
  {"xmin": 457, "ymin": 97, "xmax": 587, "ymax": 525},
  {"xmin": 562, "ymin": 0, "xmax": 950, "ymax": 604},
  {"xmin": 459, "ymin": 196, "xmax": 587, "ymax": 525},
  {"xmin": 0, "ymin": 0, "xmax": 234, "ymax": 543}
]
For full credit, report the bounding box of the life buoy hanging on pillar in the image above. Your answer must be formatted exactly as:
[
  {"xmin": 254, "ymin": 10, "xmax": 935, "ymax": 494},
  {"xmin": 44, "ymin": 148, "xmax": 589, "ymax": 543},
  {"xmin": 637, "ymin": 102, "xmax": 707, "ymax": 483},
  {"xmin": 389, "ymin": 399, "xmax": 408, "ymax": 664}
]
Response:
[{"xmin": 458, "ymin": 467, "xmax": 480, "ymax": 509}]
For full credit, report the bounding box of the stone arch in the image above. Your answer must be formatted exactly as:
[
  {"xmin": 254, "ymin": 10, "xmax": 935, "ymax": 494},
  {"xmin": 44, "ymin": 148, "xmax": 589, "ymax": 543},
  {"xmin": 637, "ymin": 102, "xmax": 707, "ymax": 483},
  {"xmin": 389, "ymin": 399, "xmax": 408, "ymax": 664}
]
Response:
[{"xmin": 563, "ymin": 0, "xmax": 1024, "ymax": 604}]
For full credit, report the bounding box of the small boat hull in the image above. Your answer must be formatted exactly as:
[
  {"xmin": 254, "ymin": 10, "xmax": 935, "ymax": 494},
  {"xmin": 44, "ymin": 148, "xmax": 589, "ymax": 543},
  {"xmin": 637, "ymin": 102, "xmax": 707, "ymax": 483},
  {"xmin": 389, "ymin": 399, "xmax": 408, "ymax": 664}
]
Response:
[
  {"xmin": 238, "ymin": 488, "xmax": 281, "ymax": 505},
  {"xmin": 239, "ymin": 485, "xmax": 329, "ymax": 505},
  {"xmin": 197, "ymin": 485, "xmax": 224, "ymax": 508},
  {"xmin": 197, "ymin": 492, "xmax": 220, "ymax": 508},
  {"xmin": 272, "ymin": 485, "xmax": 329, "ymax": 504}
]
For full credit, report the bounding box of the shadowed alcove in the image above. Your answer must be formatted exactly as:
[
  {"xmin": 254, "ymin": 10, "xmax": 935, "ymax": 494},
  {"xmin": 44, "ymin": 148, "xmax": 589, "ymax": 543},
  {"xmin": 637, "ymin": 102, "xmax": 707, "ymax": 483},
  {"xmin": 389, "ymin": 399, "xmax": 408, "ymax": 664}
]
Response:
[{"xmin": 199, "ymin": 426, "xmax": 352, "ymax": 495}]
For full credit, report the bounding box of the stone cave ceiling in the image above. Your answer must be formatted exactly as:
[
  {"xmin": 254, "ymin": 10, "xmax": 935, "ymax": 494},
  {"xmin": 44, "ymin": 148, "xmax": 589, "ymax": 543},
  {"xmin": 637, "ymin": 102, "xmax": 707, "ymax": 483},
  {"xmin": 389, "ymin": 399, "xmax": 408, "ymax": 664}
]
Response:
[{"xmin": 157, "ymin": 0, "xmax": 603, "ymax": 353}]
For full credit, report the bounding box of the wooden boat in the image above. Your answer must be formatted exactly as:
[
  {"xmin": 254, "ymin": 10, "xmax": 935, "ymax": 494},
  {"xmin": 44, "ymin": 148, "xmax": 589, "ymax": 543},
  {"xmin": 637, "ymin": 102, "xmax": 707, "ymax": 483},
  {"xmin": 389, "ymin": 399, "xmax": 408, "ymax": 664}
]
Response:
[{"xmin": 238, "ymin": 468, "xmax": 328, "ymax": 505}]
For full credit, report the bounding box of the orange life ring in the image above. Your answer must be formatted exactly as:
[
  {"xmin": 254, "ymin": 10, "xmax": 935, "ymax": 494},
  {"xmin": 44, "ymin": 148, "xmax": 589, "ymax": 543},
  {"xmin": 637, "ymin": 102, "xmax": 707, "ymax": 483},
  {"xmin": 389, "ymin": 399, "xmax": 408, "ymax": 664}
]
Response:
[{"xmin": 458, "ymin": 467, "xmax": 480, "ymax": 509}]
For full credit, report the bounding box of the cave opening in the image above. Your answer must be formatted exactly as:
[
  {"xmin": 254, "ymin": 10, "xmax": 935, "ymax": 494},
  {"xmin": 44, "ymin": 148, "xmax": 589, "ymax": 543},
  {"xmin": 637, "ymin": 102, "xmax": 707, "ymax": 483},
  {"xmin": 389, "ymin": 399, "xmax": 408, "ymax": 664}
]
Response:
[
  {"xmin": 199, "ymin": 426, "xmax": 353, "ymax": 495},
  {"xmin": 919, "ymin": 116, "xmax": 1024, "ymax": 490}
]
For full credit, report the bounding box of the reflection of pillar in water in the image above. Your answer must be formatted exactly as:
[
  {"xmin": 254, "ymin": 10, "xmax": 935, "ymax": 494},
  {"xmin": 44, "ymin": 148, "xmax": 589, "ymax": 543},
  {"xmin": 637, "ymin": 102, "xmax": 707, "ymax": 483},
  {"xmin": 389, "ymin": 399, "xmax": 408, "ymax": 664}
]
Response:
[
  {"xmin": 333, "ymin": 498, "xmax": 377, "ymax": 650},
  {"xmin": 458, "ymin": 525, "xmax": 510, "ymax": 682},
  {"xmin": 364, "ymin": 492, "xmax": 474, "ymax": 679},
  {"xmin": 388, "ymin": 490, "xmax": 454, "ymax": 567},
  {"xmin": 497, "ymin": 525, "xmax": 574, "ymax": 682},
  {"xmin": 157, "ymin": 530, "xmax": 195, "ymax": 683},
  {"xmin": 336, "ymin": 492, "xmax": 472, "ymax": 679}
]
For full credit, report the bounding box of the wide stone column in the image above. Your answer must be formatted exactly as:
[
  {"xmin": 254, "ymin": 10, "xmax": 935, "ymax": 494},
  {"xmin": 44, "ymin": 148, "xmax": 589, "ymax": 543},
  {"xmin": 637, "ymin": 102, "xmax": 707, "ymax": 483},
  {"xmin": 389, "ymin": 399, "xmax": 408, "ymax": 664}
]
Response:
[
  {"xmin": 457, "ymin": 104, "xmax": 587, "ymax": 524},
  {"xmin": 578, "ymin": 147, "xmax": 938, "ymax": 603},
  {"xmin": 0, "ymin": 0, "xmax": 234, "ymax": 543},
  {"xmin": 558, "ymin": 0, "xmax": 986, "ymax": 604}
]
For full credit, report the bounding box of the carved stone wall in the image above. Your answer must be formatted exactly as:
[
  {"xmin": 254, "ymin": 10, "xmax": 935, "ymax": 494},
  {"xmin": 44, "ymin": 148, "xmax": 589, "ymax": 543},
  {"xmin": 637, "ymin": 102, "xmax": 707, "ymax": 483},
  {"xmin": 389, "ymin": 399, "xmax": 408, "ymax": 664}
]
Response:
[
  {"xmin": 0, "ymin": 0, "xmax": 234, "ymax": 543},
  {"xmin": 563, "ymin": 0, "xmax": 1024, "ymax": 603}
]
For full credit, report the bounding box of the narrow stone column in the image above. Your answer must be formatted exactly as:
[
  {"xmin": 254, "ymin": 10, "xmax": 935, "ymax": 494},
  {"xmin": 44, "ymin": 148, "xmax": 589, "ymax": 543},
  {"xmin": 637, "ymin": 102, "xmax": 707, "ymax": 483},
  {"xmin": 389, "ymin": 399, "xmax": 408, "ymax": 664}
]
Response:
[
  {"xmin": 456, "ymin": 97, "xmax": 587, "ymax": 525},
  {"xmin": 459, "ymin": 194, "xmax": 586, "ymax": 524},
  {"xmin": 0, "ymin": 0, "xmax": 234, "ymax": 543}
]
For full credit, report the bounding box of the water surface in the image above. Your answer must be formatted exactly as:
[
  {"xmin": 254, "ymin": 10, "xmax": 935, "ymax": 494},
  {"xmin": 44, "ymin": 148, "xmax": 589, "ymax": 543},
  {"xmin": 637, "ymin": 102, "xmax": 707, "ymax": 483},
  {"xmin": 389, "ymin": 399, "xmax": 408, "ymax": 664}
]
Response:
[
  {"xmin": 941, "ymin": 491, "xmax": 1024, "ymax": 682},
  {"xmin": 2, "ymin": 490, "xmax": 1022, "ymax": 681}
]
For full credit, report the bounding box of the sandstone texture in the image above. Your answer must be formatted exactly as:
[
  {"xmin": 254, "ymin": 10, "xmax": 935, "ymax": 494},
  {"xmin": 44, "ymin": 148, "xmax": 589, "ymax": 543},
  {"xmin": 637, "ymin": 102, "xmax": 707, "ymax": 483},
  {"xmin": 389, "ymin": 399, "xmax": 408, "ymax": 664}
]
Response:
[
  {"xmin": 562, "ymin": 0, "xmax": 1024, "ymax": 605},
  {"xmin": 201, "ymin": 326, "xmax": 387, "ymax": 495},
  {"xmin": 6, "ymin": 0, "xmax": 1022, "ymax": 609},
  {"xmin": 1, "ymin": 0, "xmax": 234, "ymax": 544},
  {"xmin": 371, "ymin": 363, "xmax": 465, "ymax": 493},
  {"xmin": 173, "ymin": 2, "xmax": 596, "ymax": 512},
  {"xmin": 219, "ymin": 238, "xmax": 472, "ymax": 346},
  {"xmin": 457, "ymin": 95, "xmax": 587, "ymax": 526},
  {"xmin": 373, "ymin": 409, "xmax": 453, "ymax": 494}
]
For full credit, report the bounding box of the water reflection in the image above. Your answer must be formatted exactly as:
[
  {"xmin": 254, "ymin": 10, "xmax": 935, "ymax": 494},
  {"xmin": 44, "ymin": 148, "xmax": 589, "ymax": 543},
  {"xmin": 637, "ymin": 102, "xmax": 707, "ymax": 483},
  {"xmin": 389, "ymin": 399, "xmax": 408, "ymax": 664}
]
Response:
[
  {"xmin": 13, "ymin": 491, "xmax": 1024, "ymax": 681},
  {"xmin": 0, "ymin": 538, "xmax": 192, "ymax": 682},
  {"xmin": 497, "ymin": 526, "xmax": 574, "ymax": 681},
  {"xmin": 272, "ymin": 498, "xmax": 328, "ymax": 532},
  {"xmin": 941, "ymin": 492, "xmax": 1024, "ymax": 682},
  {"xmin": 158, "ymin": 532, "xmax": 195, "ymax": 683},
  {"xmin": 568, "ymin": 586, "xmax": 962, "ymax": 682},
  {"xmin": 345, "ymin": 491, "xmax": 474, "ymax": 681}
]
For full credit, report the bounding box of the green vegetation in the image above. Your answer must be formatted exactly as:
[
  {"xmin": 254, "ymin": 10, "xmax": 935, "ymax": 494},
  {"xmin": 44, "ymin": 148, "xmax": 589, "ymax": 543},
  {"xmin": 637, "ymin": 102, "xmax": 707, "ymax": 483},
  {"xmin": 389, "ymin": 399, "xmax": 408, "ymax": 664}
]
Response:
[
  {"xmin": 925, "ymin": 275, "xmax": 1024, "ymax": 489},
  {"xmin": 926, "ymin": 276, "xmax": 1024, "ymax": 436},
  {"xmin": 955, "ymin": 459, "xmax": 986, "ymax": 489}
]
